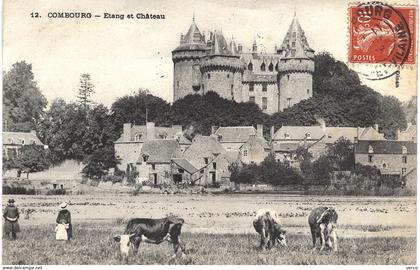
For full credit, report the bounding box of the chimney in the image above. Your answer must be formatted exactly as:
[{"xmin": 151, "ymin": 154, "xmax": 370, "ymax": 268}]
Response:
[
  {"xmin": 270, "ymin": 126, "xmax": 275, "ymax": 140},
  {"xmin": 374, "ymin": 124, "xmax": 379, "ymax": 131},
  {"xmin": 256, "ymin": 124, "xmax": 263, "ymax": 138},
  {"xmin": 146, "ymin": 122, "xmax": 155, "ymax": 140},
  {"xmin": 123, "ymin": 123, "xmax": 132, "ymax": 141},
  {"xmin": 238, "ymin": 43, "xmax": 243, "ymax": 54},
  {"xmin": 211, "ymin": 126, "xmax": 219, "ymax": 135}
]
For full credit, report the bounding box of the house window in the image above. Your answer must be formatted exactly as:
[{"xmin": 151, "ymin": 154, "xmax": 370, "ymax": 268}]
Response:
[
  {"xmin": 248, "ymin": 62, "xmax": 253, "ymax": 71},
  {"xmin": 368, "ymin": 155, "xmax": 373, "ymax": 162},
  {"xmin": 262, "ymin": 97, "xmax": 268, "ymax": 110},
  {"xmin": 284, "ymin": 132, "xmax": 290, "ymax": 139},
  {"xmin": 402, "ymin": 146, "xmax": 407, "ymax": 154},
  {"xmin": 21, "ymin": 139, "xmax": 25, "ymax": 145},
  {"xmin": 30, "ymin": 139, "xmax": 36, "ymax": 144},
  {"xmin": 262, "ymin": 83, "xmax": 267, "ymax": 92},
  {"xmin": 243, "ymin": 149, "xmax": 248, "ymax": 157},
  {"xmin": 178, "ymin": 168, "xmax": 184, "ymax": 173},
  {"xmin": 151, "ymin": 164, "xmax": 155, "ymax": 170},
  {"xmin": 200, "ymin": 169, "xmax": 204, "ymax": 174},
  {"xmin": 402, "ymin": 168, "xmax": 407, "ymax": 174},
  {"xmin": 287, "ymin": 98, "xmax": 292, "ymax": 107},
  {"xmin": 8, "ymin": 138, "xmax": 13, "ymax": 144},
  {"xmin": 249, "ymin": 83, "xmax": 254, "ymax": 92},
  {"xmin": 382, "ymin": 163, "xmax": 387, "ymax": 168},
  {"xmin": 368, "ymin": 145, "xmax": 374, "ymax": 153},
  {"xmin": 249, "ymin": 96, "xmax": 255, "ymax": 103},
  {"xmin": 402, "ymin": 156, "xmax": 407, "ymax": 163},
  {"xmin": 306, "ymin": 133, "xmax": 311, "ymax": 139},
  {"xmin": 227, "ymin": 74, "xmax": 230, "ymax": 78},
  {"xmin": 212, "ymin": 162, "xmax": 216, "ymax": 169},
  {"xmin": 204, "ymin": 157, "xmax": 208, "ymax": 164},
  {"xmin": 143, "ymin": 155, "xmax": 149, "ymax": 162},
  {"xmin": 261, "ymin": 63, "xmax": 266, "ymax": 71},
  {"xmin": 134, "ymin": 133, "xmax": 142, "ymax": 141}
]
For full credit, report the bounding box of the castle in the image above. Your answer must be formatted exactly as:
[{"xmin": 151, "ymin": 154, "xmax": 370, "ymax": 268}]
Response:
[{"xmin": 172, "ymin": 14, "xmax": 314, "ymax": 114}]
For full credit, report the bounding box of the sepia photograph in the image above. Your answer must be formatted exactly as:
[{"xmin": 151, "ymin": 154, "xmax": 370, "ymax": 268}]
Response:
[{"xmin": 2, "ymin": 0, "xmax": 418, "ymax": 267}]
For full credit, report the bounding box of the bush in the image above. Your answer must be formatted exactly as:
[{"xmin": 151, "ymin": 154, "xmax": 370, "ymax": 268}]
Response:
[
  {"xmin": 46, "ymin": 189, "xmax": 66, "ymax": 195},
  {"xmin": 3, "ymin": 185, "xmax": 36, "ymax": 195}
]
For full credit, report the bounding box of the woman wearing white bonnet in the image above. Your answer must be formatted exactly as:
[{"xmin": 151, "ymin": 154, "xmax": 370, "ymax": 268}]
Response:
[{"xmin": 56, "ymin": 202, "xmax": 72, "ymax": 240}]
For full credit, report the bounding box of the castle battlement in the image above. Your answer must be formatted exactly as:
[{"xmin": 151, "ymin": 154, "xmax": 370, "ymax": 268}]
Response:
[
  {"xmin": 200, "ymin": 56, "xmax": 244, "ymax": 73},
  {"xmin": 277, "ymin": 59, "xmax": 314, "ymax": 74}
]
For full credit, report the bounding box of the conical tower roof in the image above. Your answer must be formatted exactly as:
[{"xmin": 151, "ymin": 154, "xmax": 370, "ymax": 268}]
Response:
[
  {"xmin": 279, "ymin": 15, "xmax": 314, "ymax": 59},
  {"xmin": 230, "ymin": 37, "xmax": 238, "ymax": 55},
  {"xmin": 173, "ymin": 17, "xmax": 206, "ymax": 52},
  {"xmin": 210, "ymin": 30, "xmax": 233, "ymax": 56}
]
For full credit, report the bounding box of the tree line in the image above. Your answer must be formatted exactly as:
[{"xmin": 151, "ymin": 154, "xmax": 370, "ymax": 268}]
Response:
[{"xmin": 3, "ymin": 53, "xmax": 409, "ymax": 179}]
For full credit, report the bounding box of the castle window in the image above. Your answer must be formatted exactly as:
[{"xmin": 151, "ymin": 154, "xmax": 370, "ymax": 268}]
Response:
[
  {"xmin": 262, "ymin": 83, "xmax": 267, "ymax": 92},
  {"xmin": 287, "ymin": 75, "xmax": 290, "ymax": 80},
  {"xmin": 21, "ymin": 139, "xmax": 25, "ymax": 145},
  {"xmin": 402, "ymin": 146, "xmax": 407, "ymax": 154},
  {"xmin": 202, "ymin": 84, "xmax": 204, "ymax": 90},
  {"xmin": 249, "ymin": 96, "xmax": 255, "ymax": 103},
  {"xmin": 307, "ymin": 89, "xmax": 310, "ymax": 94},
  {"xmin": 306, "ymin": 133, "xmax": 311, "ymax": 139},
  {"xmin": 268, "ymin": 63, "xmax": 273, "ymax": 71},
  {"xmin": 248, "ymin": 62, "xmax": 253, "ymax": 71},
  {"xmin": 368, "ymin": 155, "xmax": 373, "ymax": 162},
  {"xmin": 152, "ymin": 164, "xmax": 156, "ymax": 170},
  {"xmin": 275, "ymin": 63, "xmax": 279, "ymax": 71},
  {"xmin": 261, "ymin": 63, "xmax": 266, "ymax": 71},
  {"xmin": 402, "ymin": 156, "xmax": 407, "ymax": 163},
  {"xmin": 231, "ymin": 85, "xmax": 234, "ymax": 100},
  {"xmin": 249, "ymin": 83, "xmax": 254, "ymax": 92},
  {"xmin": 291, "ymin": 50, "xmax": 296, "ymax": 57},
  {"xmin": 262, "ymin": 97, "xmax": 268, "ymax": 110},
  {"xmin": 207, "ymin": 74, "xmax": 211, "ymax": 79},
  {"xmin": 177, "ymin": 81, "xmax": 179, "ymax": 87},
  {"xmin": 227, "ymin": 74, "xmax": 230, "ymax": 78},
  {"xmin": 287, "ymin": 98, "xmax": 292, "ymax": 107},
  {"xmin": 382, "ymin": 163, "xmax": 387, "ymax": 168},
  {"xmin": 292, "ymin": 32, "xmax": 296, "ymax": 38},
  {"xmin": 292, "ymin": 42, "xmax": 296, "ymax": 47},
  {"xmin": 143, "ymin": 154, "xmax": 149, "ymax": 162},
  {"xmin": 402, "ymin": 168, "xmax": 407, "ymax": 174}
]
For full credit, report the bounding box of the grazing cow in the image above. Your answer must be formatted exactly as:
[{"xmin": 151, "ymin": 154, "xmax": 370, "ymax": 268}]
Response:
[
  {"xmin": 253, "ymin": 209, "xmax": 287, "ymax": 249},
  {"xmin": 308, "ymin": 207, "xmax": 338, "ymax": 252},
  {"xmin": 113, "ymin": 215, "xmax": 186, "ymax": 262}
]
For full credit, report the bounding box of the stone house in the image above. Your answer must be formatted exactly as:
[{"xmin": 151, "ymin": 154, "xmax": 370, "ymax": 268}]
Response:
[
  {"xmin": 3, "ymin": 131, "xmax": 45, "ymax": 160},
  {"xmin": 182, "ymin": 135, "xmax": 238, "ymax": 187},
  {"xmin": 354, "ymin": 140, "xmax": 417, "ymax": 177},
  {"xmin": 136, "ymin": 139, "xmax": 183, "ymax": 184},
  {"xmin": 239, "ymin": 135, "xmax": 271, "ymax": 165},
  {"xmin": 114, "ymin": 122, "xmax": 191, "ymax": 172},
  {"xmin": 212, "ymin": 125, "xmax": 263, "ymax": 151}
]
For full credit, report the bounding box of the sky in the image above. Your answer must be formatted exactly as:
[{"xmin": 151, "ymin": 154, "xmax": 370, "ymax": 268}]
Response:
[{"xmin": 3, "ymin": 0, "xmax": 417, "ymax": 108}]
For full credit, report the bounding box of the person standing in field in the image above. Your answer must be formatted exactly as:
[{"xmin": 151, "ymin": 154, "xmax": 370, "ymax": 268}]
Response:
[
  {"xmin": 56, "ymin": 202, "xmax": 72, "ymax": 240},
  {"xmin": 3, "ymin": 198, "xmax": 20, "ymax": 240}
]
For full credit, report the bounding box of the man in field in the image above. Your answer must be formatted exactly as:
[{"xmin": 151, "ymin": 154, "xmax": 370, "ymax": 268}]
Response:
[
  {"xmin": 3, "ymin": 198, "xmax": 20, "ymax": 240},
  {"xmin": 308, "ymin": 207, "xmax": 338, "ymax": 252}
]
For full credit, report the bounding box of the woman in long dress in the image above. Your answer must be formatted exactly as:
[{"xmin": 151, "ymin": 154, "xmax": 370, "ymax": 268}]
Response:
[{"xmin": 56, "ymin": 202, "xmax": 72, "ymax": 240}]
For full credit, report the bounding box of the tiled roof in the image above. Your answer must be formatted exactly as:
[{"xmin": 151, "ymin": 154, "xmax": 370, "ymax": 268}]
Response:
[
  {"xmin": 183, "ymin": 135, "xmax": 226, "ymax": 168},
  {"xmin": 173, "ymin": 20, "xmax": 207, "ymax": 52},
  {"xmin": 278, "ymin": 16, "xmax": 314, "ymax": 59},
  {"xmin": 273, "ymin": 142, "xmax": 300, "ymax": 152},
  {"xmin": 359, "ymin": 127, "xmax": 386, "ymax": 140},
  {"xmin": 138, "ymin": 140, "xmax": 181, "ymax": 164},
  {"xmin": 355, "ymin": 140, "xmax": 417, "ymax": 154},
  {"xmin": 210, "ymin": 30, "xmax": 232, "ymax": 56},
  {"xmin": 116, "ymin": 125, "xmax": 183, "ymax": 142},
  {"xmin": 171, "ymin": 158, "xmax": 197, "ymax": 174},
  {"xmin": 324, "ymin": 127, "xmax": 363, "ymax": 144},
  {"xmin": 215, "ymin": 126, "xmax": 256, "ymax": 142},
  {"xmin": 240, "ymin": 136, "xmax": 270, "ymax": 150},
  {"xmin": 3, "ymin": 132, "xmax": 44, "ymax": 146},
  {"xmin": 273, "ymin": 126, "xmax": 324, "ymax": 140}
]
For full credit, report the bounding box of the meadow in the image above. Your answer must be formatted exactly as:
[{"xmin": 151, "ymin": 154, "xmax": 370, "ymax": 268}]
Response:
[{"xmin": 2, "ymin": 194, "xmax": 417, "ymax": 265}]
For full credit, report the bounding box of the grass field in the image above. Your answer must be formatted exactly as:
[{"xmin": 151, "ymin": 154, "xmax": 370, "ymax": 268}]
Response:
[{"xmin": 2, "ymin": 194, "xmax": 417, "ymax": 265}]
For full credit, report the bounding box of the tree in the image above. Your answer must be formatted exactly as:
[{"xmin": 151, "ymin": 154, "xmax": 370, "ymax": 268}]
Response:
[
  {"xmin": 15, "ymin": 145, "xmax": 51, "ymax": 179},
  {"xmin": 3, "ymin": 61, "xmax": 47, "ymax": 132},
  {"xmin": 77, "ymin": 73, "xmax": 95, "ymax": 110},
  {"xmin": 82, "ymin": 147, "xmax": 119, "ymax": 179},
  {"xmin": 326, "ymin": 138, "xmax": 355, "ymax": 170}
]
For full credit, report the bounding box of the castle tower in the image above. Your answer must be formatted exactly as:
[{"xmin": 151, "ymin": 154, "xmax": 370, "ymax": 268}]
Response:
[
  {"xmin": 277, "ymin": 15, "xmax": 314, "ymax": 111},
  {"xmin": 200, "ymin": 30, "xmax": 244, "ymax": 101},
  {"xmin": 172, "ymin": 17, "xmax": 207, "ymax": 101}
]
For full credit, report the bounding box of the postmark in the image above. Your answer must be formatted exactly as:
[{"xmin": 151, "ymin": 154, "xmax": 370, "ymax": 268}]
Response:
[{"xmin": 348, "ymin": 2, "xmax": 416, "ymax": 80}]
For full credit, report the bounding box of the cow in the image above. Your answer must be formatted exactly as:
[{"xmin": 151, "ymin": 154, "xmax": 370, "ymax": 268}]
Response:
[
  {"xmin": 253, "ymin": 209, "xmax": 287, "ymax": 250},
  {"xmin": 113, "ymin": 215, "xmax": 186, "ymax": 263},
  {"xmin": 308, "ymin": 207, "xmax": 338, "ymax": 252}
]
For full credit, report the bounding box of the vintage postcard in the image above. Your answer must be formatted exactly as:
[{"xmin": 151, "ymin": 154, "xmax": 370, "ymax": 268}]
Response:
[{"xmin": 2, "ymin": 0, "xmax": 417, "ymax": 267}]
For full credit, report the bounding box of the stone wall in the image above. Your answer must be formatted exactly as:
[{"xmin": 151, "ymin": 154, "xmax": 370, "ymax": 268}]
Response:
[{"xmin": 355, "ymin": 153, "xmax": 416, "ymax": 176}]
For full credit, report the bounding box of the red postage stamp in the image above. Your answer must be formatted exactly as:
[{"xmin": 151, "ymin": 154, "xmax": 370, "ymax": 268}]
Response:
[{"xmin": 349, "ymin": 2, "xmax": 416, "ymax": 65}]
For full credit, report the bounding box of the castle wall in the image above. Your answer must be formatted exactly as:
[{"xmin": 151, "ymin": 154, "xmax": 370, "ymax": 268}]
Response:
[
  {"xmin": 278, "ymin": 72, "xmax": 312, "ymax": 111},
  {"xmin": 203, "ymin": 70, "xmax": 235, "ymax": 100},
  {"xmin": 241, "ymin": 83, "xmax": 279, "ymax": 114},
  {"xmin": 173, "ymin": 57, "xmax": 203, "ymax": 100}
]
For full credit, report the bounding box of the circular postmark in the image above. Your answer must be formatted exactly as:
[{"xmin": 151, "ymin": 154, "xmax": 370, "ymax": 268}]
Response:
[{"xmin": 349, "ymin": 1, "xmax": 413, "ymax": 80}]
